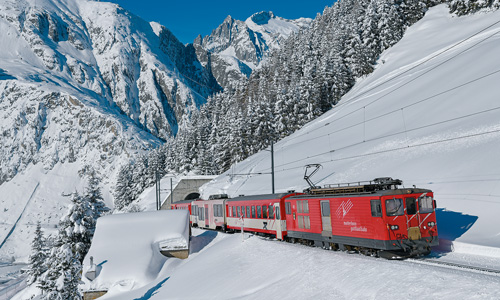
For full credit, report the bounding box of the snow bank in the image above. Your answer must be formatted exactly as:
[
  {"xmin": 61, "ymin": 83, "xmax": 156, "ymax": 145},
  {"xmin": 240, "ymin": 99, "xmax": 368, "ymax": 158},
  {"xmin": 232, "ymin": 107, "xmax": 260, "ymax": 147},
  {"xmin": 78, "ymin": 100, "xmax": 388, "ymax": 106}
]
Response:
[{"xmin": 80, "ymin": 210, "xmax": 190, "ymax": 294}]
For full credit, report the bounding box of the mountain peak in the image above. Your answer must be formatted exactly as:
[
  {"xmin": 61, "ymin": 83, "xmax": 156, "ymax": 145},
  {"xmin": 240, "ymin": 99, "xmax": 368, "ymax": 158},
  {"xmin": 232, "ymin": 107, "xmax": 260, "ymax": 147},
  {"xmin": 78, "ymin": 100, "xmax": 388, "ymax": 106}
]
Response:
[{"xmin": 250, "ymin": 11, "xmax": 275, "ymax": 25}]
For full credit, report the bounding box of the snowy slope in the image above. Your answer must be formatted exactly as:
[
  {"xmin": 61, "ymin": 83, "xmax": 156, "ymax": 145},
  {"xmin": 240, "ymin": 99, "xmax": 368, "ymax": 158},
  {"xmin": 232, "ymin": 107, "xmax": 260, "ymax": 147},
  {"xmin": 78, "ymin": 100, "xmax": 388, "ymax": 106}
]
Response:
[{"xmin": 201, "ymin": 5, "xmax": 500, "ymax": 248}]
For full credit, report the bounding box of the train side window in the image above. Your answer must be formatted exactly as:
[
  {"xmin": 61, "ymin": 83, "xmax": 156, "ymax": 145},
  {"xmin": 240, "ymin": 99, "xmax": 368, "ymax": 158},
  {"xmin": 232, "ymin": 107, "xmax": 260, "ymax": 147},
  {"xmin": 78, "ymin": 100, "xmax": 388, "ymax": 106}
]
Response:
[
  {"xmin": 257, "ymin": 206, "xmax": 262, "ymax": 218},
  {"xmin": 285, "ymin": 202, "xmax": 292, "ymax": 215},
  {"xmin": 214, "ymin": 205, "xmax": 218, "ymax": 217},
  {"xmin": 263, "ymin": 206, "xmax": 268, "ymax": 219},
  {"xmin": 231, "ymin": 206, "xmax": 235, "ymax": 217},
  {"xmin": 199, "ymin": 207, "xmax": 204, "ymax": 220},
  {"xmin": 406, "ymin": 198, "xmax": 416, "ymax": 215},
  {"xmin": 276, "ymin": 207, "xmax": 280, "ymax": 220},
  {"xmin": 205, "ymin": 207, "xmax": 209, "ymax": 220},
  {"xmin": 386, "ymin": 198, "xmax": 404, "ymax": 216},
  {"xmin": 269, "ymin": 205, "xmax": 274, "ymax": 219},
  {"xmin": 237, "ymin": 206, "xmax": 241, "ymax": 218},
  {"xmin": 251, "ymin": 206, "xmax": 256, "ymax": 218},
  {"xmin": 370, "ymin": 200, "xmax": 382, "ymax": 217},
  {"xmin": 246, "ymin": 206, "xmax": 250, "ymax": 218}
]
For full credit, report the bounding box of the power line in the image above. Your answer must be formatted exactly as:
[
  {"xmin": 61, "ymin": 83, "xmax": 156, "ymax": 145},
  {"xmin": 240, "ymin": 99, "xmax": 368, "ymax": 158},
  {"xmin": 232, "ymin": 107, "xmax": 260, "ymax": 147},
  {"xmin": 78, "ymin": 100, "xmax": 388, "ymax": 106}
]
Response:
[
  {"xmin": 255, "ymin": 127, "xmax": 500, "ymax": 174},
  {"xmin": 282, "ymin": 20, "xmax": 500, "ymax": 143},
  {"xmin": 284, "ymin": 68, "xmax": 500, "ymax": 147}
]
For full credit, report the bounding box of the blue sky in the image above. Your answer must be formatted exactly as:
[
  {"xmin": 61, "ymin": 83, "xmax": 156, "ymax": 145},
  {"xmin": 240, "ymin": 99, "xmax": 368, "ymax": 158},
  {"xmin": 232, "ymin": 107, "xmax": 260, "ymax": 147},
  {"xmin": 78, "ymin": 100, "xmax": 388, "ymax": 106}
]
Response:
[{"xmin": 107, "ymin": 1, "xmax": 335, "ymax": 44}]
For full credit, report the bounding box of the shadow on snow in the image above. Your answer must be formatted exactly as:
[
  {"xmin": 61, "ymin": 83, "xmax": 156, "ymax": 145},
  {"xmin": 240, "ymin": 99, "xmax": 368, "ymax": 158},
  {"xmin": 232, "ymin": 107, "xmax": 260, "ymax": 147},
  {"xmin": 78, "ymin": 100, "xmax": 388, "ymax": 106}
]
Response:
[
  {"xmin": 432, "ymin": 208, "xmax": 478, "ymax": 254},
  {"xmin": 189, "ymin": 230, "xmax": 218, "ymax": 255}
]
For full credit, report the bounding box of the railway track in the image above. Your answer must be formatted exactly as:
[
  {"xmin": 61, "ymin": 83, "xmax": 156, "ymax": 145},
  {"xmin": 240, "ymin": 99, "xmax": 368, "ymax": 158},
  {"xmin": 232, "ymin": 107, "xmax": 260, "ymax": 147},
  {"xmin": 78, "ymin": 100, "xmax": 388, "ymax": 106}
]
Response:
[{"xmin": 407, "ymin": 258, "xmax": 500, "ymax": 276}]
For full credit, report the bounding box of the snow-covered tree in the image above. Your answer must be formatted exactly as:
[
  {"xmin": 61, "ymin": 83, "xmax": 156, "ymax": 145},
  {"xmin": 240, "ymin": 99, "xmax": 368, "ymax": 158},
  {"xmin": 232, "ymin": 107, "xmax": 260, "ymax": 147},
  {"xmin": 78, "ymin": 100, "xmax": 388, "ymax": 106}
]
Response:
[
  {"xmin": 39, "ymin": 191, "xmax": 94, "ymax": 299},
  {"xmin": 28, "ymin": 221, "xmax": 47, "ymax": 285},
  {"xmin": 40, "ymin": 244, "xmax": 82, "ymax": 300}
]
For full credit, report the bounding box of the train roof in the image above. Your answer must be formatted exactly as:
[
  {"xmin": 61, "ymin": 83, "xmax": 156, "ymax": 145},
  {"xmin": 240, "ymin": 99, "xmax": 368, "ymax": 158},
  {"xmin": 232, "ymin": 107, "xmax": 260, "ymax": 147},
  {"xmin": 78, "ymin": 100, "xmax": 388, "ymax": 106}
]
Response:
[
  {"xmin": 171, "ymin": 199, "xmax": 194, "ymax": 205},
  {"xmin": 227, "ymin": 193, "xmax": 296, "ymax": 202},
  {"xmin": 292, "ymin": 187, "xmax": 432, "ymax": 199}
]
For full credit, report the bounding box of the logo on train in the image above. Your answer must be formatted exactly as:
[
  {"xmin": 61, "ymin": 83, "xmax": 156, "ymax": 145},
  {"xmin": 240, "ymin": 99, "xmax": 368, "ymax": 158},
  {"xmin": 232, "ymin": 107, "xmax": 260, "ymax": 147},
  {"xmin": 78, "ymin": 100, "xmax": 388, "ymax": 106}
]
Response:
[{"xmin": 336, "ymin": 199, "xmax": 353, "ymax": 219}]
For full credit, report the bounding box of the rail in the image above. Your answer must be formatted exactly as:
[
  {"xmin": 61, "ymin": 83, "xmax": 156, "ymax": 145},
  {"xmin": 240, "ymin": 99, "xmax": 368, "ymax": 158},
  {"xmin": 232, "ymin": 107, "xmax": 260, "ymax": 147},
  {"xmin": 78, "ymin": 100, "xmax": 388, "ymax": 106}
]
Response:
[{"xmin": 407, "ymin": 258, "xmax": 500, "ymax": 276}]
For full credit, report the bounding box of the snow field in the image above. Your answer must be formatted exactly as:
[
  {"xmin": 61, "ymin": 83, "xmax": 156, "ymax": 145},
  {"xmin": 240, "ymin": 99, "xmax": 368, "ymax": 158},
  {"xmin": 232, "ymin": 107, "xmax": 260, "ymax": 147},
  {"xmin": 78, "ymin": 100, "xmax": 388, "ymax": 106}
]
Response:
[{"xmin": 100, "ymin": 229, "xmax": 500, "ymax": 300}]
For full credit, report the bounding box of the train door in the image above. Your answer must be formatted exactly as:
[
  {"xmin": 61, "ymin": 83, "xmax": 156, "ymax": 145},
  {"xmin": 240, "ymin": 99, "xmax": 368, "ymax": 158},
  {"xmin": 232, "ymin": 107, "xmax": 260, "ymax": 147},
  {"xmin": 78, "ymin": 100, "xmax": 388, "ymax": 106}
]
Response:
[
  {"xmin": 204, "ymin": 204, "xmax": 209, "ymax": 228},
  {"xmin": 320, "ymin": 200, "xmax": 332, "ymax": 236},
  {"xmin": 405, "ymin": 197, "xmax": 421, "ymax": 240},
  {"xmin": 274, "ymin": 203, "xmax": 284, "ymax": 240}
]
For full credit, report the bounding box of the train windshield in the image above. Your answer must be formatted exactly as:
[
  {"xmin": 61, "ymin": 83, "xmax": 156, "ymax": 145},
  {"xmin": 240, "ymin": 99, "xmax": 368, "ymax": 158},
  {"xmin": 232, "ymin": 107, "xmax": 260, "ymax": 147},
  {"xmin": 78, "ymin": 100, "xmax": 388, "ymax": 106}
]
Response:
[
  {"xmin": 386, "ymin": 198, "xmax": 404, "ymax": 216},
  {"xmin": 419, "ymin": 196, "xmax": 434, "ymax": 214}
]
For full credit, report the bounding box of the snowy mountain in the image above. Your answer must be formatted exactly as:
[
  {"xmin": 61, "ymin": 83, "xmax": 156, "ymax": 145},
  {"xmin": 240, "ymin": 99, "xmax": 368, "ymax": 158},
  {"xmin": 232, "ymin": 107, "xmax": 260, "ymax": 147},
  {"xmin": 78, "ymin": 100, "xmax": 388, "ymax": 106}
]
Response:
[
  {"xmin": 0, "ymin": 0, "xmax": 220, "ymax": 183},
  {"xmin": 193, "ymin": 11, "xmax": 312, "ymax": 88},
  {"xmin": 0, "ymin": 0, "xmax": 220, "ymax": 261}
]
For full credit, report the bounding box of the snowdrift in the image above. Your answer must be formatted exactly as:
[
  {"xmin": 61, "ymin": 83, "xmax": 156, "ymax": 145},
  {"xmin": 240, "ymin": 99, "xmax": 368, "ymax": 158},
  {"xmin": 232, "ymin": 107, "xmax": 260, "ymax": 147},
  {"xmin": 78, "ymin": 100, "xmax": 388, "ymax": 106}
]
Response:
[{"xmin": 80, "ymin": 210, "xmax": 190, "ymax": 295}]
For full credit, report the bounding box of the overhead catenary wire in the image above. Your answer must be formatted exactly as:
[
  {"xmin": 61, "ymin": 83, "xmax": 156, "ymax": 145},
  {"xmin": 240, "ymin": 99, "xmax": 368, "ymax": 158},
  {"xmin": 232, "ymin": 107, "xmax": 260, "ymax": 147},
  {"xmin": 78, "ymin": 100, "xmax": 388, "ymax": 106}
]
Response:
[
  {"xmin": 282, "ymin": 21, "xmax": 500, "ymax": 143},
  {"xmin": 265, "ymin": 127, "xmax": 500, "ymax": 174},
  {"xmin": 284, "ymin": 68, "xmax": 500, "ymax": 147}
]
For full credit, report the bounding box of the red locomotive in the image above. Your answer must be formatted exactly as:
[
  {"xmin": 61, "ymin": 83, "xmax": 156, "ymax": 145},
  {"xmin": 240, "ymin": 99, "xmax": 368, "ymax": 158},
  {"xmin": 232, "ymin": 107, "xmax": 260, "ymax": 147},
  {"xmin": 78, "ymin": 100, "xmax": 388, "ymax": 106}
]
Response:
[{"xmin": 171, "ymin": 177, "xmax": 438, "ymax": 258}]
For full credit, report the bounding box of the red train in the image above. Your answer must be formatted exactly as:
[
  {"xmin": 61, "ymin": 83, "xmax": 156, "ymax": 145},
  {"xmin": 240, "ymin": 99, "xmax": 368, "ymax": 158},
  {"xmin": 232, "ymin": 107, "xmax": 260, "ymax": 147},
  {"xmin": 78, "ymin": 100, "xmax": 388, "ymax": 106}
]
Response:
[{"xmin": 171, "ymin": 177, "xmax": 439, "ymax": 258}]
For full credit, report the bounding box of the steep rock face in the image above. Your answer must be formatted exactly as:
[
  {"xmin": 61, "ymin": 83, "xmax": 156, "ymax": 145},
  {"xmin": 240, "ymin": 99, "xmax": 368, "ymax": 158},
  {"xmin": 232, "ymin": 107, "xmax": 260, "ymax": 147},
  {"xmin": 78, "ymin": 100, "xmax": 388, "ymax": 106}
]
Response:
[
  {"xmin": 194, "ymin": 11, "xmax": 312, "ymax": 88},
  {"xmin": 0, "ymin": 0, "xmax": 220, "ymax": 184},
  {"xmin": 77, "ymin": 0, "xmax": 220, "ymax": 139}
]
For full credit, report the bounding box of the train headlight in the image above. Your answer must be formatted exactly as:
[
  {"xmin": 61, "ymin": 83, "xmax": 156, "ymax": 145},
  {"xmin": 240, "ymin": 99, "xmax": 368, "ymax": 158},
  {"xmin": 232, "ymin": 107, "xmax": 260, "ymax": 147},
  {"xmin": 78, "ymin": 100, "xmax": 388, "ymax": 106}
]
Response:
[
  {"xmin": 390, "ymin": 225, "xmax": 399, "ymax": 230},
  {"xmin": 427, "ymin": 221, "xmax": 436, "ymax": 227}
]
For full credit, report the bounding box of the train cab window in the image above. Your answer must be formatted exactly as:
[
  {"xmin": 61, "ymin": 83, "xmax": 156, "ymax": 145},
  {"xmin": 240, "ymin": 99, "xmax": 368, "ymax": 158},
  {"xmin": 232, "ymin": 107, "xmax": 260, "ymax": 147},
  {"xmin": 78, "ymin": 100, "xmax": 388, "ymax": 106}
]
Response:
[
  {"xmin": 406, "ymin": 198, "xmax": 416, "ymax": 215},
  {"xmin": 419, "ymin": 196, "xmax": 434, "ymax": 214},
  {"xmin": 321, "ymin": 202, "xmax": 330, "ymax": 217},
  {"xmin": 257, "ymin": 206, "xmax": 262, "ymax": 218},
  {"xmin": 263, "ymin": 206, "xmax": 268, "ymax": 219},
  {"xmin": 370, "ymin": 200, "xmax": 382, "ymax": 217},
  {"xmin": 251, "ymin": 206, "xmax": 256, "ymax": 218},
  {"xmin": 386, "ymin": 198, "xmax": 404, "ymax": 216},
  {"xmin": 269, "ymin": 205, "xmax": 274, "ymax": 219},
  {"xmin": 285, "ymin": 202, "xmax": 292, "ymax": 215}
]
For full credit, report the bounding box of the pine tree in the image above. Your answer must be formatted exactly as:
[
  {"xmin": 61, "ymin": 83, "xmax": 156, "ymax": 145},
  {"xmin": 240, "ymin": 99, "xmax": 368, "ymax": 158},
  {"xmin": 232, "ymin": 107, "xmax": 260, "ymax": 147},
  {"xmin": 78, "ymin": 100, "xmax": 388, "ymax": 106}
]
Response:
[
  {"xmin": 28, "ymin": 221, "xmax": 47, "ymax": 285},
  {"xmin": 114, "ymin": 164, "xmax": 134, "ymax": 210},
  {"xmin": 59, "ymin": 192, "xmax": 95, "ymax": 263},
  {"xmin": 83, "ymin": 167, "xmax": 108, "ymax": 219},
  {"xmin": 40, "ymin": 244, "xmax": 82, "ymax": 300},
  {"xmin": 39, "ymin": 192, "xmax": 94, "ymax": 299}
]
